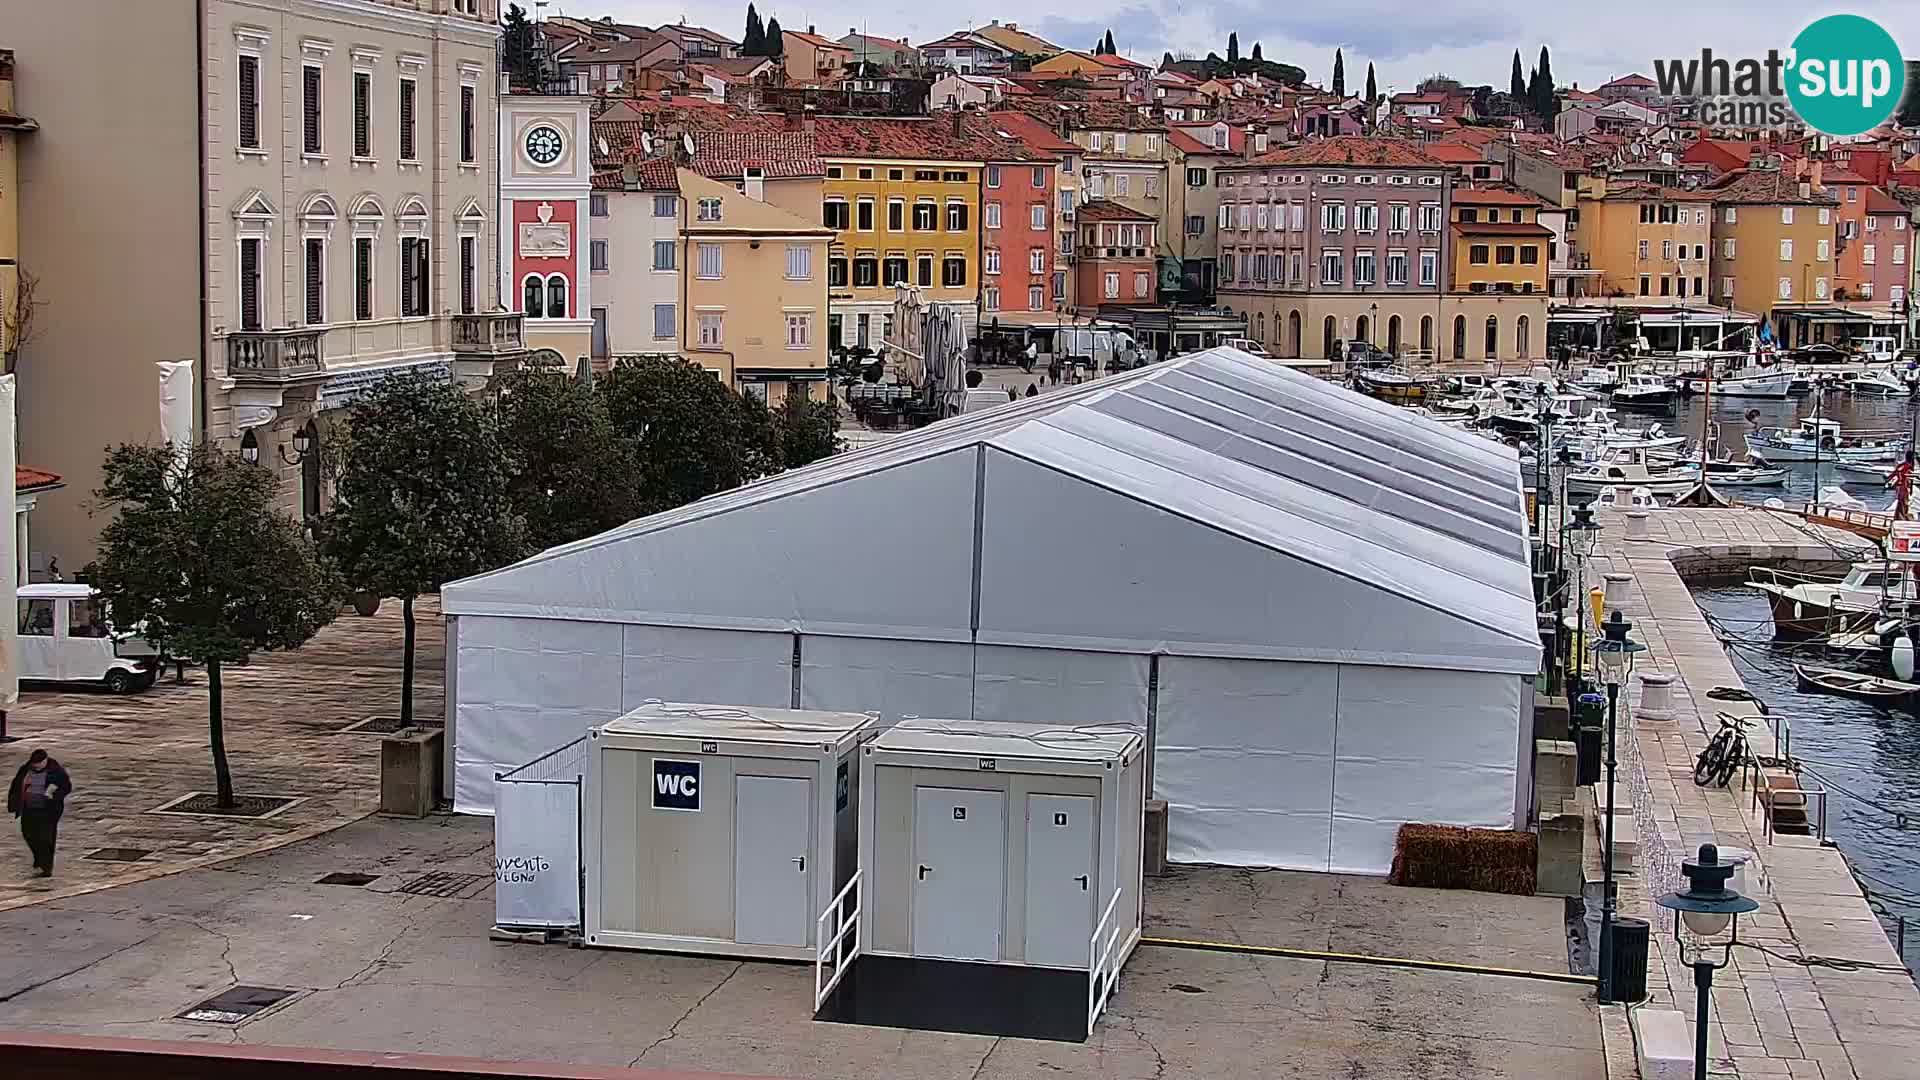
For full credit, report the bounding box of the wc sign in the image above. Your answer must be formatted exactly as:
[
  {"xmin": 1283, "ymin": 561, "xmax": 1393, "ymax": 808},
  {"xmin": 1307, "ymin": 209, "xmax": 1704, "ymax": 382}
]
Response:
[{"xmin": 652, "ymin": 759, "xmax": 701, "ymax": 811}]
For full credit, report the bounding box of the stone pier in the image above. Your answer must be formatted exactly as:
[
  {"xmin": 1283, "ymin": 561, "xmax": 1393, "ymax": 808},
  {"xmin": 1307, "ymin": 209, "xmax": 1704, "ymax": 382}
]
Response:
[{"xmin": 1581, "ymin": 505, "xmax": 1920, "ymax": 1080}]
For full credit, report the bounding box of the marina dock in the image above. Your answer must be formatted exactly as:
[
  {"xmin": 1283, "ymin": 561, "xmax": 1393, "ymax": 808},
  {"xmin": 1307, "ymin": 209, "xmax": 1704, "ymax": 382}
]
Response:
[{"xmin": 1586, "ymin": 505, "xmax": 1920, "ymax": 1080}]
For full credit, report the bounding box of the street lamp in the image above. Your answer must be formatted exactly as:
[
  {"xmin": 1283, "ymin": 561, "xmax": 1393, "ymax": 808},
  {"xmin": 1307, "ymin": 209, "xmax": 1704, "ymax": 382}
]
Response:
[
  {"xmin": 1657, "ymin": 844, "xmax": 1760, "ymax": 1080},
  {"xmin": 1592, "ymin": 609, "xmax": 1646, "ymax": 1003},
  {"xmin": 1534, "ymin": 385, "xmax": 1556, "ymax": 554},
  {"xmin": 1563, "ymin": 503, "xmax": 1601, "ymax": 693},
  {"xmin": 238, "ymin": 427, "xmax": 260, "ymax": 465}
]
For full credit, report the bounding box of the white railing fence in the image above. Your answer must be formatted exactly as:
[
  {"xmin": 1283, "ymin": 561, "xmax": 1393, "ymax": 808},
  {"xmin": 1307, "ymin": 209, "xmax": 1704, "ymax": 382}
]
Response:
[
  {"xmin": 814, "ymin": 870, "xmax": 863, "ymax": 1011},
  {"xmin": 1085, "ymin": 887, "xmax": 1125, "ymax": 1036}
]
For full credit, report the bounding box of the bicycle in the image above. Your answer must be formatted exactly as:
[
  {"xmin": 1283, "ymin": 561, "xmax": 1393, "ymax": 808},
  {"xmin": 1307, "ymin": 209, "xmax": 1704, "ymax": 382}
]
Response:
[{"xmin": 1694, "ymin": 713, "xmax": 1753, "ymax": 788}]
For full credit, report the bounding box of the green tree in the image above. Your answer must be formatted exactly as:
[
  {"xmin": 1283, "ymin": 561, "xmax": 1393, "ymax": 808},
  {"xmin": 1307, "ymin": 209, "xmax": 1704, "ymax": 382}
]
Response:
[
  {"xmin": 743, "ymin": 3, "xmax": 765, "ymax": 55},
  {"xmin": 1365, "ymin": 63, "xmax": 1378, "ymax": 127},
  {"xmin": 1102, "ymin": 30, "xmax": 1116, "ymax": 55},
  {"xmin": 1332, "ymin": 48, "xmax": 1345, "ymax": 97},
  {"xmin": 1227, "ymin": 33, "xmax": 1239, "ymax": 64},
  {"xmin": 600, "ymin": 356, "xmax": 778, "ymax": 513},
  {"xmin": 1534, "ymin": 46, "xmax": 1558, "ymax": 120},
  {"xmin": 1900, "ymin": 62, "xmax": 1920, "ymax": 127},
  {"xmin": 93, "ymin": 443, "xmax": 342, "ymax": 807},
  {"xmin": 764, "ymin": 16, "xmax": 785, "ymax": 58},
  {"xmin": 736, "ymin": 390, "xmax": 784, "ymax": 481},
  {"xmin": 1510, "ymin": 50, "xmax": 1526, "ymax": 101},
  {"xmin": 327, "ymin": 374, "xmax": 526, "ymax": 729},
  {"xmin": 494, "ymin": 366, "xmax": 640, "ymax": 550},
  {"xmin": 501, "ymin": 3, "xmax": 540, "ymax": 88},
  {"xmin": 1250, "ymin": 42, "xmax": 1262, "ymax": 62},
  {"xmin": 778, "ymin": 392, "xmax": 840, "ymax": 469}
]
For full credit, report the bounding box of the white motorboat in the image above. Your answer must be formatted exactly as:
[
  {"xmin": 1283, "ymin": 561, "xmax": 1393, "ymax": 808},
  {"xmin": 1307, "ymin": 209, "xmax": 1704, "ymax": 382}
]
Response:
[
  {"xmin": 1704, "ymin": 463, "xmax": 1790, "ymax": 487},
  {"xmin": 1749, "ymin": 559, "xmax": 1917, "ymax": 640},
  {"xmin": 1746, "ymin": 417, "xmax": 1908, "ymax": 463},
  {"xmin": 1565, "ymin": 448, "xmax": 1700, "ymax": 497},
  {"xmin": 1432, "ymin": 387, "xmax": 1512, "ymax": 417},
  {"xmin": 1837, "ymin": 462, "xmax": 1898, "ymax": 482},
  {"xmin": 1845, "ymin": 368, "xmax": 1911, "ymax": 397},
  {"xmin": 1610, "ymin": 374, "xmax": 1677, "ymax": 409},
  {"xmin": 1678, "ymin": 352, "xmax": 1795, "ymax": 399}
]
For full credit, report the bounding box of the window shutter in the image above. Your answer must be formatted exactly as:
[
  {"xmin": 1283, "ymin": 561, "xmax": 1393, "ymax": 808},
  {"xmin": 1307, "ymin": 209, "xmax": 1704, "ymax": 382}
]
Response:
[
  {"xmin": 355, "ymin": 237, "xmax": 373, "ymax": 319},
  {"xmin": 353, "ymin": 73, "xmax": 371, "ymax": 158},
  {"xmin": 239, "ymin": 239, "xmax": 261, "ymax": 331},
  {"xmin": 303, "ymin": 66, "xmax": 322, "ymax": 154},
  {"xmin": 460, "ymin": 85, "xmax": 475, "ymax": 163},
  {"xmin": 238, "ymin": 56, "xmax": 260, "ymax": 149},
  {"xmin": 399, "ymin": 79, "xmax": 416, "ymax": 161},
  {"xmin": 460, "ymin": 236, "xmax": 475, "ymax": 314},
  {"xmin": 305, "ymin": 238, "xmax": 324, "ymax": 323}
]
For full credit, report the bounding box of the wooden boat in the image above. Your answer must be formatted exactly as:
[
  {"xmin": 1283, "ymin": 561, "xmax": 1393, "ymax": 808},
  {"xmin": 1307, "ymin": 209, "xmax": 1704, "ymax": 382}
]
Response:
[{"xmin": 1793, "ymin": 663, "xmax": 1920, "ymax": 702}]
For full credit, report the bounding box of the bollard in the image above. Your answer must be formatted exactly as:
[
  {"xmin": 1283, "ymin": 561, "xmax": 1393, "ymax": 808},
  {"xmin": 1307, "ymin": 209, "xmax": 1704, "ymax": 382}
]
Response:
[
  {"xmin": 1603, "ymin": 572, "xmax": 1633, "ymax": 612},
  {"xmin": 1636, "ymin": 671, "xmax": 1676, "ymax": 721},
  {"xmin": 1624, "ymin": 511, "xmax": 1650, "ymax": 540}
]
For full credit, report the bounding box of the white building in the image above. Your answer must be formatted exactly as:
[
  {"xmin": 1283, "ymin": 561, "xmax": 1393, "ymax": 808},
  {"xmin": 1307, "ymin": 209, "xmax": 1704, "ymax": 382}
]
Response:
[
  {"xmin": 441, "ymin": 348, "xmax": 1538, "ymax": 875},
  {"xmin": 588, "ymin": 160, "xmax": 680, "ymax": 359}
]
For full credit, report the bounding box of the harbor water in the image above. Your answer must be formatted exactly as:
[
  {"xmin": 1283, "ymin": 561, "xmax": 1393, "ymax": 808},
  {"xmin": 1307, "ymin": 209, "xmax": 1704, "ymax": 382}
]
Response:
[{"xmin": 1664, "ymin": 390, "xmax": 1920, "ymax": 975}]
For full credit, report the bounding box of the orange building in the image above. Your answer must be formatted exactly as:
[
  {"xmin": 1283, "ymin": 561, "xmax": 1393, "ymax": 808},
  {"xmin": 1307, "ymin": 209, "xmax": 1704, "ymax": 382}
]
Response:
[{"xmin": 1075, "ymin": 199, "xmax": 1157, "ymax": 307}]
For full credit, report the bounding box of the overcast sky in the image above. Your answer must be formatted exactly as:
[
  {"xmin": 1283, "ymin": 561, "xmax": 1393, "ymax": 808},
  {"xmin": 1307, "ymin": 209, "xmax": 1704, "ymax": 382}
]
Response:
[{"xmin": 556, "ymin": 1, "xmax": 1913, "ymax": 97}]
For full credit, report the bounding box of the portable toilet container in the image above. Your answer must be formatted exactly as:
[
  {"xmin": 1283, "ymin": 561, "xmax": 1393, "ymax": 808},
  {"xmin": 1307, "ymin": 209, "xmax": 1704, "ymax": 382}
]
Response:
[
  {"xmin": 583, "ymin": 701, "xmax": 877, "ymax": 961},
  {"xmin": 815, "ymin": 718, "xmax": 1146, "ymax": 1042}
]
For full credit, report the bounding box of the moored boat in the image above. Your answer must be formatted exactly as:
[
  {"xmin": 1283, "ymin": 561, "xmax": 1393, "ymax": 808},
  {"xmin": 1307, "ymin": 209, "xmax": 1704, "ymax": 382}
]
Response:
[
  {"xmin": 1749, "ymin": 560, "xmax": 1916, "ymax": 640},
  {"xmin": 1745, "ymin": 417, "xmax": 1908, "ymax": 464},
  {"xmin": 1794, "ymin": 663, "xmax": 1920, "ymax": 702}
]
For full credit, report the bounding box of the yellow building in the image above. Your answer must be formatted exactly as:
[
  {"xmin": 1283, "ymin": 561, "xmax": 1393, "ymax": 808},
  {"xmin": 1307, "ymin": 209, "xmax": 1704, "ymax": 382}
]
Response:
[
  {"xmin": 678, "ymin": 168, "xmax": 834, "ymax": 402},
  {"xmin": 1571, "ymin": 177, "xmax": 1714, "ymax": 300},
  {"xmin": 0, "ymin": 49, "xmax": 32, "ymax": 363},
  {"xmin": 1449, "ymin": 187, "xmax": 1553, "ymax": 296},
  {"xmin": 1706, "ymin": 166, "xmax": 1839, "ymax": 340},
  {"xmin": 812, "ymin": 115, "xmax": 993, "ymax": 350}
]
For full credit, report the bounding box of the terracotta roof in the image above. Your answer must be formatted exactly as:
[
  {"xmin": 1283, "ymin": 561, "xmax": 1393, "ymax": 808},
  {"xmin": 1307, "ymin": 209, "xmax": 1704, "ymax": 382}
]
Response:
[
  {"xmin": 811, "ymin": 114, "xmax": 1050, "ymax": 161},
  {"xmin": 1075, "ymin": 198, "xmax": 1156, "ymax": 222},
  {"xmin": 1424, "ymin": 142, "xmax": 1486, "ymax": 164},
  {"xmin": 1164, "ymin": 127, "xmax": 1212, "ymax": 155},
  {"xmin": 692, "ymin": 131, "xmax": 824, "ymax": 178},
  {"xmin": 1595, "ymin": 179, "xmax": 1714, "ymax": 202},
  {"xmin": 1821, "ymin": 168, "xmax": 1871, "ymax": 185},
  {"xmin": 695, "ymin": 56, "xmax": 776, "ymax": 76},
  {"xmin": 783, "ymin": 29, "xmax": 846, "ymax": 50},
  {"xmin": 1245, "ymin": 136, "xmax": 1446, "ymax": 169},
  {"xmin": 590, "ymin": 157, "xmax": 680, "ymax": 191},
  {"xmin": 1708, "ymin": 168, "xmax": 1839, "ymax": 206},
  {"xmin": 568, "ymin": 37, "xmax": 672, "ymax": 65},
  {"xmin": 985, "ymin": 109, "xmax": 1080, "ymax": 156},
  {"xmin": 972, "ymin": 23, "xmax": 1059, "ymax": 55},
  {"xmin": 1452, "ymin": 221, "xmax": 1555, "ymax": 237},
  {"xmin": 1452, "ymin": 186, "xmax": 1546, "ymax": 207},
  {"xmin": 1601, "ymin": 73, "xmax": 1656, "ymax": 89},
  {"xmin": 1005, "ymin": 97, "xmax": 1163, "ymax": 132},
  {"xmin": 1171, "ymin": 122, "xmax": 1245, "ymax": 154},
  {"xmin": 1392, "ymin": 92, "xmax": 1448, "ymax": 104},
  {"xmin": 920, "ymin": 33, "xmax": 1002, "ymax": 52},
  {"xmin": 16, "ymin": 466, "xmax": 61, "ymax": 492},
  {"xmin": 1865, "ymin": 187, "xmax": 1908, "ymax": 215},
  {"xmin": 1092, "ymin": 53, "xmax": 1149, "ymax": 70}
]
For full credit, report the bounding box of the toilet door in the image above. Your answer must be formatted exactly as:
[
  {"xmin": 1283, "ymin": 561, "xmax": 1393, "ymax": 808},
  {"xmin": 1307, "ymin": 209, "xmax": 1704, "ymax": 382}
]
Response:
[
  {"xmin": 1023, "ymin": 794, "xmax": 1097, "ymax": 968},
  {"xmin": 910, "ymin": 786, "xmax": 1005, "ymax": 960}
]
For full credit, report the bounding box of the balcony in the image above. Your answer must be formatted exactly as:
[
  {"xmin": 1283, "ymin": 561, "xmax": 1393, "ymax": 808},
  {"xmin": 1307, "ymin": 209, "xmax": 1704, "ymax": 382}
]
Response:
[
  {"xmin": 452, "ymin": 310, "xmax": 526, "ymax": 356},
  {"xmin": 226, "ymin": 327, "xmax": 324, "ymax": 384}
]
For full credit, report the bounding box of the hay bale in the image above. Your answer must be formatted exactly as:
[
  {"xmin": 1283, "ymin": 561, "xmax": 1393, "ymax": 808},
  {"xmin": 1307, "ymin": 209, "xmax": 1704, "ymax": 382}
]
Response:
[{"xmin": 1387, "ymin": 823, "xmax": 1537, "ymax": 896}]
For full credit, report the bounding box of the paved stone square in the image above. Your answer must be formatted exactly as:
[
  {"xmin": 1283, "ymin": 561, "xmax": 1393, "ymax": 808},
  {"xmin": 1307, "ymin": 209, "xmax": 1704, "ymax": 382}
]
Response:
[
  {"xmin": 0, "ymin": 597, "xmax": 444, "ymax": 912},
  {"xmin": 0, "ymin": 814, "xmax": 1604, "ymax": 1079}
]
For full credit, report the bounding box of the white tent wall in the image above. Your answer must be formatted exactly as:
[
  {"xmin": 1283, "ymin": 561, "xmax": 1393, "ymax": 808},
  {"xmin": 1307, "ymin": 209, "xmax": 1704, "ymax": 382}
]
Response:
[
  {"xmin": 619, "ymin": 625, "xmax": 792, "ymax": 711},
  {"xmin": 454, "ymin": 616, "xmax": 624, "ymax": 812},
  {"xmin": 970, "ymin": 647, "xmax": 1150, "ymax": 728},
  {"xmin": 797, "ymin": 636, "xmax": 974, "ymax": 719},
  {"xmin": 1328, "ymin": 667, "xmax": 1526, "ymax": 875}
]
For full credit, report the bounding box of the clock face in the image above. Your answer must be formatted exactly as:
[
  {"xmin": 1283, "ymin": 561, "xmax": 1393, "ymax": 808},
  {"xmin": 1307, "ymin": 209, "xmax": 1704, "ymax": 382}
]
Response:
[{"xmin": 525, "ymin": 125, "xmax": 564, "ymax": 165}]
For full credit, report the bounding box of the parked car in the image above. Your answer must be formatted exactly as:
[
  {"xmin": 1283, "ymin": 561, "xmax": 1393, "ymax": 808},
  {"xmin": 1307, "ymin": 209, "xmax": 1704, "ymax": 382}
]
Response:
[
  {"xmin": 1789, "ymin": 343, "xmax": 1850, "ymax": 364},
  {"xmin": 14, "ymin": 583, "xmax": 160, "ymax": 693},
  {"xmin": 1345, "ymin": 341, "xmax": 1397, "ymax": 368}
]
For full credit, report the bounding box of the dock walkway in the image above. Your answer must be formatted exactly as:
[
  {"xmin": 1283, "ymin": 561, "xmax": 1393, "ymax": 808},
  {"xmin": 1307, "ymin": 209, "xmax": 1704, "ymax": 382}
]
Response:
[{"xmin": 1588, "ymin": 506, "xmax": 1920, "ymax": 1080}]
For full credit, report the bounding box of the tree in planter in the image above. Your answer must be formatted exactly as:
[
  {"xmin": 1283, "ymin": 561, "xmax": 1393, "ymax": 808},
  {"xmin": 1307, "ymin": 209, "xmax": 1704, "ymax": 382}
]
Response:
[
  {"xmin": 92, "ymin": 443, "xmax": 342, "ymax": 807},
  {"xmin": 493, "ymin": 366, "xmax": 641, "ymax": 550},
  {"xmin": 327, "ymin": 373, "xmax": 526, "ymax": 729},
  {"xmin": 778, "ymin": 391, "xmax": 840, "ymax": 469}
]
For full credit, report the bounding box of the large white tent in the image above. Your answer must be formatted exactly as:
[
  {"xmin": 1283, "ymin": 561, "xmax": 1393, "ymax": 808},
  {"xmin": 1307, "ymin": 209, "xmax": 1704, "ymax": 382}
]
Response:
[{"xmin": 442, "ymin": 348, "xmax": 1540, "ymax": 874}]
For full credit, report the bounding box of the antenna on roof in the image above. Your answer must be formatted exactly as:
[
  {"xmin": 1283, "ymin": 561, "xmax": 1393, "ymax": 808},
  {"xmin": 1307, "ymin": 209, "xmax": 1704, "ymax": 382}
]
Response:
[
  {"xmin": 683, "ymin": 132, "xmax": 695, "ymax": 156},
  {"xmin": 597, "ymin": 135, "xmax": 609, "ymax": 156}
]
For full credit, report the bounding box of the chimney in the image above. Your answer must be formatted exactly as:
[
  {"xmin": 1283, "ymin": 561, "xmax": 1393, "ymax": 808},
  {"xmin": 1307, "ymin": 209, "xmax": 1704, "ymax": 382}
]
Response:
[
  {"xmin": 744, "ymin": 166, "xmax": 765, "ymax": 201},
  {"xmin": 1006, "ymin": 22, "xmax": 1017, "ymax": 30},
  {"xmin": 952, "ymin": 107, "xmax": 963, "ymax": 137},
  {"xmin": 804, "ymin": 102, "xmax": 816, "ymax": 135},
  {"xmin": 1799, "ymin": 180, "xmax": 1812, "ymax": 200},
  {"xmin": 1810, "ymin": 158, "xmax": 1823, "ymax": 192},
  {"xmin": 621, "ymin": 160, "xmax": 640, "ymax": 189},
  {"xmin": 1243, "ymin": 125, "xmax": 1258, "ymax": 159},
  {"xmin": 807, "ymin": 24, "xmax": 815, "ymax": 35}
]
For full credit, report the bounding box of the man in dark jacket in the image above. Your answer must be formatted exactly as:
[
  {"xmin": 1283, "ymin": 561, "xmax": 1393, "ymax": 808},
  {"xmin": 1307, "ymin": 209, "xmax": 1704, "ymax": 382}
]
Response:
[{"xmin": 8, "ymin": 750, "xmax": 72, "ymax": 878}]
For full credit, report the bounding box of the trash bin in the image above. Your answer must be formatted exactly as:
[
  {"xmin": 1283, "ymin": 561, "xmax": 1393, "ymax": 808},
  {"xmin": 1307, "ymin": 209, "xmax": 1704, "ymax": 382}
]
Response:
[
  {"xmin": 1608, "ymin": 917, "xmax": 1650, "ymax": 1003},
  {"xmin": 1574, "ymin": 693, "xmax": 1606, "ymax": 786}
]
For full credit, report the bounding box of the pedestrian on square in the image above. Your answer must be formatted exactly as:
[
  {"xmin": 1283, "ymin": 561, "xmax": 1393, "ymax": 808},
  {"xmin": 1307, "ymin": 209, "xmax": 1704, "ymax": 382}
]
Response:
[
  {"xmin": 1025, "ymin": 383, "xmax": 1038, "ymax": 397},
  {"xmin": 8, "ymin": 750, "xmax": 72, "ymax": 879},
  {"xmin": 1007, "ymin": 386, "xmax": 1018, "ymax": 402}
]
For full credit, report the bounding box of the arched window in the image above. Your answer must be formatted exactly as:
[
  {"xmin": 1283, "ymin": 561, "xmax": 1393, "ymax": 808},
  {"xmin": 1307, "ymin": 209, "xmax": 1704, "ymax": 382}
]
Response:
[
  {"xmin": 1287, "ymin": 310, "xmax": 1302, "ymax": 356},
  {"xmin": 1255, "ymin": 311, "xmax": 1266, "ymax": 342},
  {"xmin": 1355, "ymin": 314, "xmax": 1370, "ymax": 345},
  {"xmin": 1516, "ymin": 315, "xmax": 1531, "ymax": 359},
  {"xmin": 1420, "ymin": 314, "xmax": 1434, "ymax": 354},
  {"xmin": 1484, "ymin": 315, "xmax": 1499, "ymax": 359},
  {"xmin": 1387, "ymin": 315, "xmax": 1402, "ymax": 354},
  {"xmin": 522, "ymin": 275, "xmax": 544, "ymax": 317},
  {"xmin": 1451, "ymin": 315, "xmax": 1467, "ymax": 360},
  {"xmin": 1322, "ymin": 315, "xmax": 1338, "ymax": 359},
  {"xmin": 545, "ymin": 274, "xmax": 568, "ymax": 319}
]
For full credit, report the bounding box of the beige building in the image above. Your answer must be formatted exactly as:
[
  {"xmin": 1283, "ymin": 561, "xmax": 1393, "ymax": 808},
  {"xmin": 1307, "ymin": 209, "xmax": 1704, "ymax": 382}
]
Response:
[
  {"xmin": 7, "ymin": 0, "xmax": 523, "ymax": 571},
  {"xmin": 1707, "ymin": 164, "xmax": 1840, "ymax": 339},
  {"xmin": 677, "ymin": 169, "xmax": 834, "ymax": 400}
]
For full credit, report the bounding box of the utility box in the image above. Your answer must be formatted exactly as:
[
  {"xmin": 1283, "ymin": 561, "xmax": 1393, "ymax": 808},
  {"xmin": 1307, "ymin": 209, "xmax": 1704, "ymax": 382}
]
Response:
[
  {"xmin": 816, "ymin": 718, "xmax": 1146, "ymax": 1043},
  {"xmin": 583, "ymin": 701, "xmax": 878, "ymax": 961}
]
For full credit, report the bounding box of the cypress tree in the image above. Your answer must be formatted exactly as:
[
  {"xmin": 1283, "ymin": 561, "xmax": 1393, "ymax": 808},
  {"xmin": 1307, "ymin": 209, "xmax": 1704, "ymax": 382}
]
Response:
[
  {"xmin": 1102, "ymin": 30, "xmax": 1117, "ymax": 55},
  {"xmin": 1510, "ymin": 50, "xmax": 1526, "ymax": 101},
  {"xmin": 764, "ymin": 16, "xmax": 784, "ymax": 57},
  {"xmin": 1251, "ymin": 42, "xmax": 1262, "ymax": 62},
  {"xmin": 1332, "ymin": 49, "xmax": 1345, "ymax": 97},
  {"xmin": 1535, "ymin": 46, "xmax": 1557, "ymax": 118},
  {"xmin": 743, "ymin": 4, "xmax": 764, "ymax": 55},
  {"xmin": 1228, "ymin": 33, "xmax": 1239, "ymax": 64},
  {"xmin": 1365, "ymin": 63, "xmax": 1377, "ymax": 128}
]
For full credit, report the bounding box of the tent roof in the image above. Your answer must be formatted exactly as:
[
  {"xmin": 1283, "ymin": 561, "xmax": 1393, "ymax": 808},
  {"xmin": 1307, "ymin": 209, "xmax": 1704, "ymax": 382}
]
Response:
[{"xmin": 445, "ymin": 348, "xmax": 1538, "ymax": 672}]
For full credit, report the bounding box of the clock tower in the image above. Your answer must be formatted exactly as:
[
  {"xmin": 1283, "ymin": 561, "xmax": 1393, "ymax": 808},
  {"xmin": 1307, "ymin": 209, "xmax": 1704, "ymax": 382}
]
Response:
[{"xmin": 499, "ymin": 88, "xmax": 593, "ymax": 367}]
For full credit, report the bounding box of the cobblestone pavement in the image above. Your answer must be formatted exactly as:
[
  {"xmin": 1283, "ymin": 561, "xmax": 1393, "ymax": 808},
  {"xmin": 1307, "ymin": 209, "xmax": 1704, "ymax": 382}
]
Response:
[
  {"xmin": 1585, "ymin": 507, "xmax": 1920, "ymax": 1080},
  {"xmin": 0, "ymin": 597, "xmax": 443, "ymax": 912}
]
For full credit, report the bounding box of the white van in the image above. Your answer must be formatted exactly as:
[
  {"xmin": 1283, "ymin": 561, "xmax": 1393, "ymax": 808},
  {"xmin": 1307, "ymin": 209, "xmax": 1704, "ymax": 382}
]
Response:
[{"xmin": 15, "ymin": 584, "xmax": 159, "ymax": 693}]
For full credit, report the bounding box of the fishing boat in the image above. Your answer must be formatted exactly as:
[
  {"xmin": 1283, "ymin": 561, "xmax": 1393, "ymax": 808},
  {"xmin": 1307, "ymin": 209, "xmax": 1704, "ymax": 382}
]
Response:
[
  {"xmin": 1844, "ymin": 368, "xmax": 1911, "ymax": 397},
  {"xmin": 1745, "ymin": 417, "xmax": 1908, "ymax": 464},
  {"xmin": 1351, "ymin": 366, "xmax": 1427, "ymax": 403},
  {"xmin": 1610, "ymin": 374, "xmax": 1677, "ymax": 410},
  {"xmin": 1431, "ymin": 387, "xmax": 1513, "ymax": 417},
  {"xmin": 1793, "ymin": 663, "xmax": 1919, "ymax": 702},
  {"xmin": 1837, "ymin": 461, "xmax": 1899, "ymax": 482},
  {"xmin": 1748, "ymin": 560, "xmax": 1918, "ymax": 640},
  {"xmin": 1565, "ymin": 449, "xmax": 1700, "ymax": 497},
  {"xmin": 1705, "ymin": 463, "xmax": 1790, "ymax": 487}
]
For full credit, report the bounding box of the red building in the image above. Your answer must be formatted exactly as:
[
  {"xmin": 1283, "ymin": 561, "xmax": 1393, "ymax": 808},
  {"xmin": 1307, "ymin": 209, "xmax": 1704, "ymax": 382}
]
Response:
[
  {"xmin": 1075, "ymin": 199, "xmax": 1158, "ymax": 308},
  {"xmin": 982, "ymin": 151, "xmax": 1059, "ymax": 315}
]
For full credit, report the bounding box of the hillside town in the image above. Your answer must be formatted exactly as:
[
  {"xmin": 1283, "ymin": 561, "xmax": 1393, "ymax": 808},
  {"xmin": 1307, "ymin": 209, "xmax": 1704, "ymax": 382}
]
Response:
[{"xmin": 2, "ymin": 4, "xmax": 1920, "ymax": 1080}]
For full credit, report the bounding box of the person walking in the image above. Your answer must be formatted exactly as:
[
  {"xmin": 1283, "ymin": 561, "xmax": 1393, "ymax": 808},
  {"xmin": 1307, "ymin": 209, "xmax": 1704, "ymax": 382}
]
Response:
[{"xmin": 9, "ymin": 750, "xmax": 72, "ymax": 878}]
